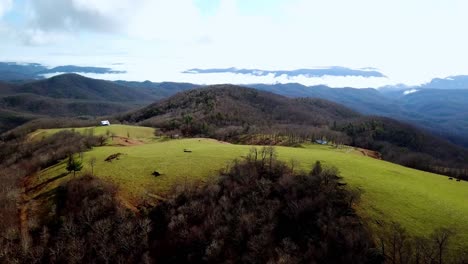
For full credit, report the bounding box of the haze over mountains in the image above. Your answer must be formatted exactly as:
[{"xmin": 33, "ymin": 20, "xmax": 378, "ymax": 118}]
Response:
[
  {"xmin": 7, "ymin": 61, "xmax": 468, "ymax": 89},
  {"xmin": 0, "ymin": 74, "xmax": 197, "ymax": 132},
  {"xmin": 183, "ymin": 66, "xmax": 386, "ymax": 78},
  {"xmin": 1, "ymin": 61, "xmax": 468, "ymax": 264},
  {"xmin": 1, "ymin": 73, "xmax": 468, "ymax": 179},
  {"xmin": 0, "ymin": 62, "xmax": 125, "ymax": 82},
  {"xmin": 249, "ymin": 83, "xmax": 468, "ymax": 147},
  {"xmin": 1, "ymin": 72, "xmax": 468, "ymax": 148}
]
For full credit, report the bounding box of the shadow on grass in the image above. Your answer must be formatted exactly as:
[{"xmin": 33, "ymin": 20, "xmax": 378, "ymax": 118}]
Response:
[
  {"xmin": 26, "ymin": 172, "xmax": 69, "ymax": 194},
  {"xmin": 31, "ymin": 187, "xmax": 61, "ymax": 201}
]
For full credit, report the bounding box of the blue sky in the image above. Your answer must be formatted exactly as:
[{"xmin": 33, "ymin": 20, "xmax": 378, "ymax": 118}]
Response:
[{"xmin": 1, "ymin": 0, "xmax": 468, "ymax": 87}]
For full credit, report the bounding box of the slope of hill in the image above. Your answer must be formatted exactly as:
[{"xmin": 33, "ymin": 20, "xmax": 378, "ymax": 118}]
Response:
[
  {"xmin": 398, "ymin": 89, "xmax": 468, "ymax": 118},
  {"xmin": 0, "ymin": 74, "xmax": 198, "ymax": 133},
  {"xmin": 0, "ymin": 109, "xmax": 39, "ymax": 133},
  {"xmin": 0, "ymin": 81, "xmax": 14, "ymax": 94},
  {"xmin": 249, "ymin": 83, "xmax": 404, "ymax": 116},
  {"xmin": 10, "ymin": 74, "xmax": 156, "ymax": 102},
  {"xmin": 0, "ymin": 74, "xmax": 151, "ymax": 133},
  {"xmin": 397, "ymin": 89, "xmax": 468, "ymax": 143},
  {"xmin": 250, "ymin": 83, "xmax": 468, "ymax": 148},
  {"xmin": 26, "ymin": 131, "xmax": 468, "ymax": 249},
  {"xmin": 0, "ymin": 94, "xmax": 134, "ymax": 117},
  {"xmin": 121, "ymin": 84, "xmax": 360, "ymax": 131},
  {"xmin": 115, "ymin": 80, "xmax": 200, "ymax": 100},
  {"xmin": 119, "ymin": 85, "xmax": 468, "ymax": 179},
  {"xmin": 338, "ymin": 116, "xmax": 468, "ymax": 168}
]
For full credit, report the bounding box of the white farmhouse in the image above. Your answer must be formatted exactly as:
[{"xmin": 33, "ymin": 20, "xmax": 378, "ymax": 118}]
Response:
[{"xmin": 100, "ymin": 120, "xmax": 111, "ymax": 126}]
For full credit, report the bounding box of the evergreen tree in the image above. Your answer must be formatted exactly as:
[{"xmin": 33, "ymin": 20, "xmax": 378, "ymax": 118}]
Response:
[
  {"xmin": 66, "ymin": 155, "xmax": 83, "ymax": 177},
  {"xmin": 311, "ymin": 160, "xmax": 323, "ymax": 176}
]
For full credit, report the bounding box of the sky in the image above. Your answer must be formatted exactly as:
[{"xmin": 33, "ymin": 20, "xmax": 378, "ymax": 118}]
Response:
[{"xmin": 0, "ymin": 0, "xmax": 467, "ymax": 87}]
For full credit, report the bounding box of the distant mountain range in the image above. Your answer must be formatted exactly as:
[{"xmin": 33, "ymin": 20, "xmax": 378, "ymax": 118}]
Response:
[
  {"xmin": 249, "ymin": 83, "xmax": 468, "ymax": 147},
  {"xmin": 1, "ymin": 73, "xmax": 468, "ymax": 179},
  {"xmin": 1, "ymin": 72, "xmax": 468, "ymax": 148},
  {"xmin": 183, "ymin": 66, "xmax": 385, "ymax": 78},
  {"xmin": 420, "ymin": 75, "xmax": 468, "ymax": 90},
  {"xmin": 0, "ymin": 74, "xmax": 197, "ymax": 132},
  {"xmin": 0, "ymin": 62, "xmax": 125, "ymax": 81}
]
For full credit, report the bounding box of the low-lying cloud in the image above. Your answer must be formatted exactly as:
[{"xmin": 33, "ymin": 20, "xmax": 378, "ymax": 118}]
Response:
[
  {"xmin": 183, "ymin": 67, "xmax": 386, "ymax": 78},
  {"xmin": 178, "ymin": 67, "xmax": 391, "ymax": 88}
]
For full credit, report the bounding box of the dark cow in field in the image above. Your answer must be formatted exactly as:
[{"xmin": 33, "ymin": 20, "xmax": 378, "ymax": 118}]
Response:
[{"xmin": 449, "ymin": 177, "xmax": 453, "ymax": 180}]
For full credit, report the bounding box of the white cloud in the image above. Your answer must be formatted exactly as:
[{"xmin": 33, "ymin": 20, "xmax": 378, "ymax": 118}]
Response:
[
  {"xmin": 15, "ymin": 0, "xmax": 209, "ymax": 47},
  {"xmin": 126, "ymin": 0, "xmax": 203, "ymax": 42},
  {"xmin": 3, "ymin": 0, "xmax": 468, "ymax": 87},
  {"xmin": 71, "ymin": 0, "xmax": 134, "ymax": 17},
  {"xmin": 403, "ymin": 89, "xmax": 419, "ymax": 95},
  {"xmin": 21, "ymin": 28, "xmax": 71, "ymax": 46},
  {"xmin": 25, "ymin": 0, "xmax": 125, "ymax": 32},
  {"xmin": 0, "ymin": 0, "xmax": 12, "ymax": 17}
]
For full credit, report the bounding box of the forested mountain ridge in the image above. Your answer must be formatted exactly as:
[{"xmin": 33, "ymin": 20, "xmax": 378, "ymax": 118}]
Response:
[
  {"xmin": 0, "ymin": 74, "xmax": 197, "ymax": 133},
  {"xmin": 2, "ymin": 73, "xmax": 468, "ymax": 148},
  {"xmin": 3, "ymin": 74, "xmax": 156, "ymax": 102},
  {"xmin": 249, "ymin": 83, "xmax": 468, "ymax": 147},
  {"xmin": 121, "ymin": 85, "xmax": 360, "ymax": 127}
]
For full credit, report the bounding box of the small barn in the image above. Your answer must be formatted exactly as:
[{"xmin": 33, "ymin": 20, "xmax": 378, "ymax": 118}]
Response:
[
  {"xmin": 100, "ymin": 120, "xmax": 111, "ymax": 126},
  {"xmin": 315, "ymin": 139, "xmax": 328, "ymax": 145}
]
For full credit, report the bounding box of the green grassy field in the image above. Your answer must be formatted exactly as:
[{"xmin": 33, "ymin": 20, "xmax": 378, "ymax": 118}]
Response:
[
  {"xmin": 29, "ymin": 126, "xmax": 468, "ymax": 247},
  {"xmin": 28, "ymin": 124, "xmax": 156, "ymax": 142}
]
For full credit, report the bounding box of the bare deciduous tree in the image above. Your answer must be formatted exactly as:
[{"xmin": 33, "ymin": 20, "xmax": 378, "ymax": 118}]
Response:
[
  {"xmin": 89, "ymin": 157, "xmax": 97, "ymax": 176},
  {"xmin": 432, "ymin": 227, "xmax": 455, "ymax": 264}
]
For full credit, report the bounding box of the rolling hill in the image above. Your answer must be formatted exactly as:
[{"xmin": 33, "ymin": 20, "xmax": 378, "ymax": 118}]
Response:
[
  {"xmin": 0, "ymin": 74, "xmax": 152, "ymax": 133},
  {"xmin": 7, "ymin": 73, "xmax": 157, "ymax": 102},
  {"xmin": 0, "ymin": 93, "xmax": 133, "ymax": 117},
  {"xmin": 119, "ymin": 85, "xmax": 468, "ymax": 179},
  {"xmin": 122, "ymin": 84, "xmax": 360, "ymax": 127},
  {"xmin": 3, "ymin": 73, "xmax": 467, "ymax": 150},
  {"xmin": 115, "ymin": 80, "xmax": 199, "ymax": 100},
  {"xmin": 249, "ymin": 83, "xmax": 404, "ymax": 116},
  {"xmin": 395, "ymin": 89, "xmax": 468, "ymax": 145},
  {"xmin": 249, "ymin": 83, "xmax": 468, "ymax": 148},
  {"xmin": 0, "ymin": 74, "xmax": 196, "ymax": 133},
  {"xmin": 25, "ymin": 125, "xmax": 468, "ymax": 248}
]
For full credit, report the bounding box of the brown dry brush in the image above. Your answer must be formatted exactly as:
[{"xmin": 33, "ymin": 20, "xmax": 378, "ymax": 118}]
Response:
[
  {"xmin": 377, "ymin": 221, "xmax": 467, "ymax": 264},
  {"xmin": 0, "ymin": 131, "xmax": 103, "ymax": 262},
  {"xmin": 2, "ymin": 142, "xmax": 467, "ymax": 263},
  {"xmin": 148, "ymin": 147, "xmax": 377, "ymax": 263},
  {"xmin": 1, "ymin": 146, "xmax": 378, "ymax": 263}
]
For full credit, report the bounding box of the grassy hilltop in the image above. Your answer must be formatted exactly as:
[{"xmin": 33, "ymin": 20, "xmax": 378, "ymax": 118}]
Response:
[{"xmin": 27, "ymin": 125, "xmax": 468, "ymax": 247}]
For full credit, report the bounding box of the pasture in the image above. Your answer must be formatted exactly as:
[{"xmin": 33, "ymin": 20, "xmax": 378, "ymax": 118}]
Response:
[{"xmin": 28, "ymin": 126, "xmax": 468, "ymax": 247}]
